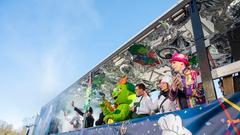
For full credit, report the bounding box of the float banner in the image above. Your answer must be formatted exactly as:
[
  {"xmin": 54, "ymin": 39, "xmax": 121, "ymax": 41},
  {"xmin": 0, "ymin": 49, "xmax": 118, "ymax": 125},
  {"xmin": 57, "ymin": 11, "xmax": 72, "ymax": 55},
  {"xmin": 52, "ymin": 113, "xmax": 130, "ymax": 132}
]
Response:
[{"xmin": 56, "ymin": 92, "xmax": 240, "ymax": 135}]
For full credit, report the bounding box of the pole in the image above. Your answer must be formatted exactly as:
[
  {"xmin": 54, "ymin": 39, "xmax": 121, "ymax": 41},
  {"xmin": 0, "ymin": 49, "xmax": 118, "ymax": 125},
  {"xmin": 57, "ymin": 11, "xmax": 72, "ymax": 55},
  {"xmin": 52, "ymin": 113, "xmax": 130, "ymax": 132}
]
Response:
[{"xmin": 189, "ymin": 0, "xmax": 216, "ymax": 102}]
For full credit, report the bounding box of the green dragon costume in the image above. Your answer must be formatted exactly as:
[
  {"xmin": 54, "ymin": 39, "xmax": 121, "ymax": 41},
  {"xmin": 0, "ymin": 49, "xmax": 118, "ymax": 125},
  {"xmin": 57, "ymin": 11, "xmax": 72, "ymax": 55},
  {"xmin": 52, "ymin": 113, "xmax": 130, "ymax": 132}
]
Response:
[{"xmin": 100, "ymin": 76, "xmax": 136, "ymax": 124}]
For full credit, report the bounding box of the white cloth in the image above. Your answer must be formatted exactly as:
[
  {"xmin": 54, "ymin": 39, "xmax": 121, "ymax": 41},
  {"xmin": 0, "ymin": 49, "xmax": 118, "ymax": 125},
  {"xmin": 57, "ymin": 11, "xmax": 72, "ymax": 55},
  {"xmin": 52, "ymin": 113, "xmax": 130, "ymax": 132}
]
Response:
[
  {"xmin": 64, "ymin": 113, "xmax": 83, "ymax": 131},
  {"xmin": 153, "ymin": 95, "xmax": 176, "ymax": 114},
  {"xmin": 134, "ymin": 96, "xmax": 154, "ymax": 115},
  {"xmin": 69, "ymin": 115, "xmax": 83, "ymax": 129},
  {"xmin": 158, "ymin": 114, "xmax": 192, "ymax": 135},
  {"xmin": 161, "ymin": 76, "xmax": 172, "ymax": 85},
  {"xmin": 61, "ymin": 117, "xmax": 74, "ymax": 132}
]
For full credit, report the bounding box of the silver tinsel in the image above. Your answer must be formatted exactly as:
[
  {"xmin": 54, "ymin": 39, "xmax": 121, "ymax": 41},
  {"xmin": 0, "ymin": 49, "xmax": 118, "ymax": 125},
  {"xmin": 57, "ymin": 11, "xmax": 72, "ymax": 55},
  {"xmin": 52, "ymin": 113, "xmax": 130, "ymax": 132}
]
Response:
[{"xmin": 228, "ymin": 0, "xmax": 240, "ymax": 23}]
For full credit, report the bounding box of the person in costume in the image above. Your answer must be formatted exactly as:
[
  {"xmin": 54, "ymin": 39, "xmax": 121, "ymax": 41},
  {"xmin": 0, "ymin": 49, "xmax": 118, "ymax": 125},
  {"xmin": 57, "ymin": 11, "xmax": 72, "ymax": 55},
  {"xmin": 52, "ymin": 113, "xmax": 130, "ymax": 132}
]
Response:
[
  {"xmin": 152, "ymin": 76, "xmax": 176, "ymax": 114},
  {"xmin": 100, "ymin": 76, "xmax": 136, "ymax": 124},
  {"xmin": 169, "ymin": 53, "xmax": 204, "ymax": 109}
]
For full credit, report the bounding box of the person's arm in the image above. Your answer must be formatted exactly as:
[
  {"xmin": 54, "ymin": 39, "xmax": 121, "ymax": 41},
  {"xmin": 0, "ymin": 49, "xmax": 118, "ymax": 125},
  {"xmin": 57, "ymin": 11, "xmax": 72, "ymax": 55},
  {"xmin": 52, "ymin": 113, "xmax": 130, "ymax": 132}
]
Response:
[
  {"xmin": 151, "ymin": 99, "xmax": 159, "ymax": 112},
  {"xmin": 169, "ymin": 86, "xmax": 178, "ymax": 101},
  {"xmin": 103, "ymin": 97, "xmax": 115, "ymax": 112},
  {"xmin": 185, "ymin": 86, "xmax": 193, "ymax": 96},
  {"xmin": 130, "ymin": 97, "xmax": 139, "ymax": 112},
  {"xmin": 74, "ymin": 107, "xmax": 84, "ymax": 116},
  {"xmin": 72, "ymin": 101, "xmax": 84, "ymax": 116},
  {"xmin": 169, "ymin": 76, "xmax": 179, "ymax": 101}
]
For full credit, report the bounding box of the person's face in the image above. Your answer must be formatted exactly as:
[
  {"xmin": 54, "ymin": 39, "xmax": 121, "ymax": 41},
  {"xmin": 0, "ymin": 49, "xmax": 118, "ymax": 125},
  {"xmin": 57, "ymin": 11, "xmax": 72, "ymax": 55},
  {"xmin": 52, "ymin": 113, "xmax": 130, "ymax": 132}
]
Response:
[
  {"xmin": 135, "ymin": 86, "xmax": 144, "ymax": 97},
  {"xmin": 171, "ymin": 61, "xmax": 185, "ymax": 73},
  {"xmin": 159, "ymin": 82, "xmax": 169, "ymax": 92}
]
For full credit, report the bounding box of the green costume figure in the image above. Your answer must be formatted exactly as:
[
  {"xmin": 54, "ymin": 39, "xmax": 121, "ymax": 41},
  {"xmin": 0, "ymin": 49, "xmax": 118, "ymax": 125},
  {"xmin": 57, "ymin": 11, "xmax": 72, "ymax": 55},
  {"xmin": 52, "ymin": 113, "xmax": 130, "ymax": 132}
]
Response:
[{"xmin": 100, "ymin": 76, "xmax": 136, "ymax": 124}]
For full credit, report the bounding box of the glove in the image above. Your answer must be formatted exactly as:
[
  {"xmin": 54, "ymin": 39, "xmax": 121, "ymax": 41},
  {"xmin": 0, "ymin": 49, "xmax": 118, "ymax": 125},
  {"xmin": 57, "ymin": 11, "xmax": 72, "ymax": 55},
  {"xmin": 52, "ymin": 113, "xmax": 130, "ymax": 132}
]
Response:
[
  {"xmin": 158, "ymin": 114, "xmax": 192, "ymax": 135},
  {"xmin": 103, "ymin": 115, "xmax": 111, "ymax": 122}
]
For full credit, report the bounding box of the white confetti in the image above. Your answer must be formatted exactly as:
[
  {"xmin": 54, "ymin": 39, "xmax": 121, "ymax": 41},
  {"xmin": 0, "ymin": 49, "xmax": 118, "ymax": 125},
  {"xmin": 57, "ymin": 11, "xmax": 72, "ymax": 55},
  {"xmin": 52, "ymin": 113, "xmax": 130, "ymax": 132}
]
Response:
[{"xmin": 221, "ymin": 118, "xmax": 225, "ymax": 123}]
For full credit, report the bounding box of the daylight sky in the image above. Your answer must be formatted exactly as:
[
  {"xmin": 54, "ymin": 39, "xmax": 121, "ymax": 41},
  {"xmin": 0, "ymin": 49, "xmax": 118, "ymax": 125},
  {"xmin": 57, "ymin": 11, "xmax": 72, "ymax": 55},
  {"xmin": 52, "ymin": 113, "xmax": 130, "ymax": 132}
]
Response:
[{"xmin": 0, "ymin": 0, "xmax": 182, "ymax": 129}]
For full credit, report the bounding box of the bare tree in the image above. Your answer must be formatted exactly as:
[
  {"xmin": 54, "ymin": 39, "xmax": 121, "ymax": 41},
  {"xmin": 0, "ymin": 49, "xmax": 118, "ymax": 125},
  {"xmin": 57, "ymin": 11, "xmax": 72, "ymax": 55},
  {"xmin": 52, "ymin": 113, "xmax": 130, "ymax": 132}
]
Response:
[{"xmin": 0, "ymin": 120, "xmax": 25, "ymax": 135}]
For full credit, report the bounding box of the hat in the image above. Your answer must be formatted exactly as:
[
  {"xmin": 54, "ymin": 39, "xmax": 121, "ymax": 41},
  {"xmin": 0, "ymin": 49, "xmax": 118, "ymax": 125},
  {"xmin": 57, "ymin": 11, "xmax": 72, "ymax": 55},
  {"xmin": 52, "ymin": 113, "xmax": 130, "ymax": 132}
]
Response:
[
  {"xmin": 160, "ymin": 76, "xmax": 172, "ymax": 85},
  {"xmin": 169, "ymin": 53, "xmax": 189, "ymax": 66}
]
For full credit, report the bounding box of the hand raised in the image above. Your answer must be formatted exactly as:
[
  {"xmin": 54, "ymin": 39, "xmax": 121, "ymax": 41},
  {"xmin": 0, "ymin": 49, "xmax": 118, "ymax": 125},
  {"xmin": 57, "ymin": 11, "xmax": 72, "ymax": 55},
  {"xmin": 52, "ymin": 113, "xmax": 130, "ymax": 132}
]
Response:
[{"xmin": 172, "ymin": 76, "xmax": 178, "ymax": 91}]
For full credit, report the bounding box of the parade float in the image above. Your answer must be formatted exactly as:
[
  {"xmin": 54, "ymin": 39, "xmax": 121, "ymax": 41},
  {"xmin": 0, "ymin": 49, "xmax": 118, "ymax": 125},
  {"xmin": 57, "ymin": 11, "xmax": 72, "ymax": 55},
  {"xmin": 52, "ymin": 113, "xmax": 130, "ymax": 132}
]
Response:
[{"xmin": 32, "ymin": 0, "xmax": 240, "ymax": 134}]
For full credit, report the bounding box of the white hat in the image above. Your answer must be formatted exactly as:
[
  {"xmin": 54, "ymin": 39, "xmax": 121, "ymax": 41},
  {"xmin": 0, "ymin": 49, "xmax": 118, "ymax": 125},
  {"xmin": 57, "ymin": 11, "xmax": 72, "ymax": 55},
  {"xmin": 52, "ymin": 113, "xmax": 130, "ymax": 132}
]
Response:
[{"xmin": 160, "ymin": 76, "xmax": 172, "ymax": 85}]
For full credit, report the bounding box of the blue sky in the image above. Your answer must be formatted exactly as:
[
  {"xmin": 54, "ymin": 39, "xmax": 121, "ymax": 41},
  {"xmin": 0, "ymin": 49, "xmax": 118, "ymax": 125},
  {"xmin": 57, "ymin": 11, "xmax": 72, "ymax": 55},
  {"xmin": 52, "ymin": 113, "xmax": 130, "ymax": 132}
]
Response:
[{"xmin": 0, "ymin": 0, "xmax": 179, "ymax": 129}]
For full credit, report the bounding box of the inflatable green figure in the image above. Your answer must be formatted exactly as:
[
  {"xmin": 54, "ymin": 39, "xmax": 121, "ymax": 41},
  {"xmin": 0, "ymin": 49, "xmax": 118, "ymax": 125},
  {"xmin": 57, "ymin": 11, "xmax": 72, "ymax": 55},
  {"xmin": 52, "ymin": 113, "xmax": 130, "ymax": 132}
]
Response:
[{"xmin": 100, "ymin": 76, "xmax": 136, "ymax": 124}]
